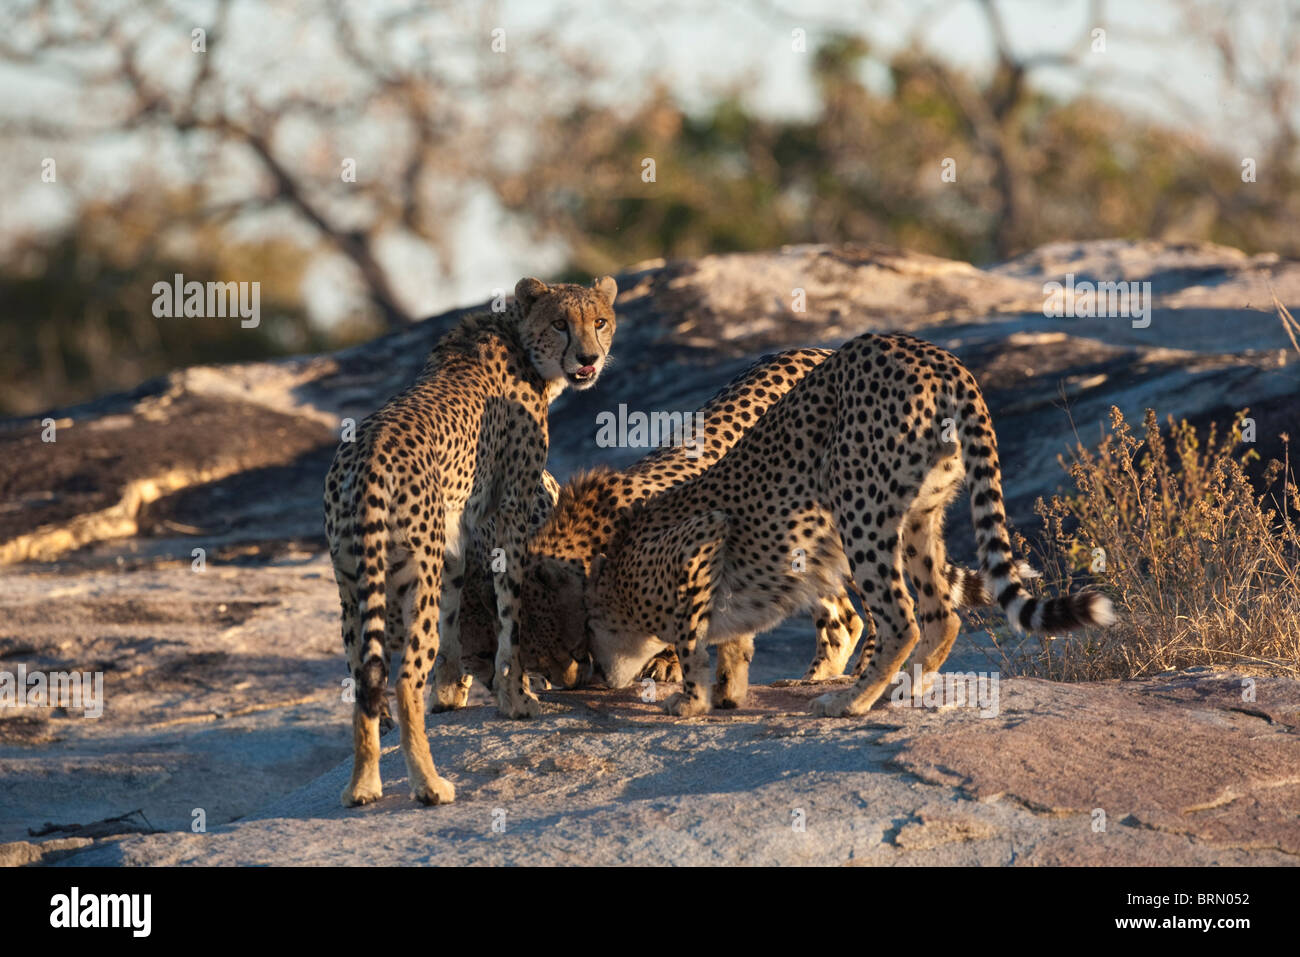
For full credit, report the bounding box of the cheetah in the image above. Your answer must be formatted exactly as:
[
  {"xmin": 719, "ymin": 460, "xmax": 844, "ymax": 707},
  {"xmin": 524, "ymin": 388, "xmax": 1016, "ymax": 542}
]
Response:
[
  {"xmin": 506, "ymin": 350, "xmax": 1007, "ymax": 700},
  {"xmin": 447, "ymin": 350, "xmax": 853, "ymax": 693},
  {"xmin": 532, "ymin": 332, "xmax": 1115, "ymax": 717},
  {"xmin": 323, "ymin": 276, "xmax": 618, "ymax": 807}
]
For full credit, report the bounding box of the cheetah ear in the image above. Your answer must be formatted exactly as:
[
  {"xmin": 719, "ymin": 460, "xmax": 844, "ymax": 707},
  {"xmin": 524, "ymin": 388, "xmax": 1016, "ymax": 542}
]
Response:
[
  {"xmin": 592, "ymin": 276, "xmax": 617, "ymax": 308},
  {"xmin": 515, "ymin": 277, "xmax": 549, "ymax": 311}
]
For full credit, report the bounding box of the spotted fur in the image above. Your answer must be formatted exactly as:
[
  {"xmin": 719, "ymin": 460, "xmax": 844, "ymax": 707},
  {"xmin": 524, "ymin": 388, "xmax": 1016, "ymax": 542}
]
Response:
[
  {"xmin": 536, "ymin": 332, "xmax": 1115, "ymax": 717},
  {"xmin": 514, "ymin": 350, "xmax": 1009, "ymax": 697},
  {"xmin": 324, "ymin": 276, "xmax": 618, "ymax": 807}
]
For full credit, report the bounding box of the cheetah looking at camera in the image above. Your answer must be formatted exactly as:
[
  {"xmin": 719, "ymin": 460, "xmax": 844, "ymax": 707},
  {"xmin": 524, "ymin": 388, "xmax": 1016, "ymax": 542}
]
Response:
[
  {"xmin": 496, "ymin": 349, "xmax": 1008, "ymax": 699},
  {"xmin": 324, "ymin": 276, "xmax": 618, "ymax": 807},
  {"xmin": 533, "ymin": 332, "xmax": 1115, "ymax": 717}
]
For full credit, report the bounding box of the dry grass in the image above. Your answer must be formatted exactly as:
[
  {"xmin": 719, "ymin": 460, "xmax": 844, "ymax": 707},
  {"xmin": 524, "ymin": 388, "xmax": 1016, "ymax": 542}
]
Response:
[{"xmin": 977, "ymin": 406, "xmax": 1300, "ymax": 681}]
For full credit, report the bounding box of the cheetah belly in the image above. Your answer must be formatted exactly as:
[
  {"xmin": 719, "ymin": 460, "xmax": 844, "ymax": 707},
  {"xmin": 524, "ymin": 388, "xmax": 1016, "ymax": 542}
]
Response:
[
  {"xmin": 707, "ymin": 527, "xmax": 848, "ymax": 643},
  {"xmin": 443, "ymin": 505, "xmax": 465, "ymax": 559}
]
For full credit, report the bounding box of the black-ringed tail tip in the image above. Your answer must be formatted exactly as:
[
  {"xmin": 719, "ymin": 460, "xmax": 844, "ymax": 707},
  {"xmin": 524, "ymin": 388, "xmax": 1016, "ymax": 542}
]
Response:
[{"xmin": 1007, "ymin": 589, "xmax": 1118, "ymax": 633}]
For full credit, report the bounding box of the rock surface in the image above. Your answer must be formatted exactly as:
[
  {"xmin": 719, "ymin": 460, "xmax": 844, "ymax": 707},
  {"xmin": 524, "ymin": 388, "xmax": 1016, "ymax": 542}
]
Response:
[
  {"xmin": 49, "ymin": 671, "xmax": 1300, "ymax": 866},
  {"xmin": 1, "ymin": 239, "xmax": 1298, "ymax": 865},
  {"xmin": 5, "ymin": 239, "xmax": 1298, "ymax": 568}
]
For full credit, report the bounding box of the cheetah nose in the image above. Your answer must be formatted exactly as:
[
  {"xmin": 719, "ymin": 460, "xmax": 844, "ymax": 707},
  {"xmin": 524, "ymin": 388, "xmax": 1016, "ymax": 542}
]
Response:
[{"xmin": 577, "ymin": 354, "xmax": 598, "ymax": 366}]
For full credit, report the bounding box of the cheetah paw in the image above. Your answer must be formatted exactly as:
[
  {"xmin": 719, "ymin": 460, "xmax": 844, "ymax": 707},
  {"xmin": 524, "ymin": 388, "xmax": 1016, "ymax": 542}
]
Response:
[
  {"xmin": 663, "ymin": 692, "xmax": 710, "ymax": 717},
  {"xmin": 410, "ymin": 775, "xmax": 456, "ymax": 806},
  {"xmin": 341, "ymin": 778, "xmax": 383, "ymax": 808},
  {"xmin": 712, "ymin": 685, "xmax": 747, "ymax": 709},
  {"xmin": 497, "ymin": 688, "xmax": 541, "ymax": 720},
  {"xmin": 430, "ymin": 685, "xmax": 470, "ymax": 714},
  {"xmin": 810, "ymin": 692, "xmax": 855, "ymax": 718},
  {"xmin": 642, "ymin": 659, "xmax": 683, "ymax": 683}
]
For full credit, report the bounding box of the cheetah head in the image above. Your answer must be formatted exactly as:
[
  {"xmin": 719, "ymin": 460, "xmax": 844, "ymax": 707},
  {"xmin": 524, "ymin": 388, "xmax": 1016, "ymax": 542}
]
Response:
[
  {"xmin": 514, "ymin": 276, "xmax": 618, "ymax": 392},
  {"xmin": 584, "ymin": 552, "xmax": 665, "ymax": 689},
  {"xmin": 518, "ymin": 556, "xmax": 591, "ymax": 688}
]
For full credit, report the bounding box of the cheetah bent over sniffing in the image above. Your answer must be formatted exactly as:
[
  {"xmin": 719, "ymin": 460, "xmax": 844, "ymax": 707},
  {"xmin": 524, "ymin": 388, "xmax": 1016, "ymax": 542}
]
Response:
[
  {"xmin": 536, "ymin": 332, "xmax": 1115, "ymax": 717},
  {"xmin": 324, "ymin": 276, "xmax": 618, "ymax": 806},
  {"xmin": 514, "ymin": 349, "xmax": 1009, "ymax": 697}
]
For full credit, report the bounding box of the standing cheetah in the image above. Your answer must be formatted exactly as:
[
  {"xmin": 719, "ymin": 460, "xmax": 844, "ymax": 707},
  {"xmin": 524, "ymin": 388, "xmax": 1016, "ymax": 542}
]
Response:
[
  {"xmin": 534, "ymin": 332, "xmax": 1115, "ymax": 717},
  {"xmin": 504, "ymin": 350, "xmax": 1004, "ymax": 697},
  {"xmin": 324, "ymin": 276, "xmax": 617, "ymax": 807}
]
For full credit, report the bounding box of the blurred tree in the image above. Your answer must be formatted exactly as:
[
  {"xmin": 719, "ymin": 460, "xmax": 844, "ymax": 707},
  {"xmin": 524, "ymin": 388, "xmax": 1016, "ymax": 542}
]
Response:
[
  {"xmin": 0, "ymin": 0, "xmax": 1297, "ymax": 415},
  {"xmin": 0, "ymin": 195, "xmax": 329, "ymax": 415},
  {"xmin": 493, "ymin": 32, "xmax": 1300, "ymax": 274}
]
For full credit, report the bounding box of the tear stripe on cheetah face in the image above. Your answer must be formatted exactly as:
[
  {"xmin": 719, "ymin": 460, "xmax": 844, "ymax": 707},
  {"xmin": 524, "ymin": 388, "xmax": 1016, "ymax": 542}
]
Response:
[
  {"xmin": 516, "ymin": 275, "xmax": 617, "ymax": 396},
  {"xmin": 506, "ymin": 348, "xmax": 1005, "ymax": 690},
  {"xmin": 324, "ymin": 275, "xmax": 619, "ymax": 807},
  {"xmin": 557, "ymin": 332, "xmax": 1114, "ymax": 717}
]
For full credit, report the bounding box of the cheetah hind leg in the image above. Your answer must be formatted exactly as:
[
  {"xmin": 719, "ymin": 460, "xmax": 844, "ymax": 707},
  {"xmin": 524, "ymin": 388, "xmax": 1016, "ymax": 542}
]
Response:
[
  {"xmin": 378, "ymin": 595, "xmax": 407, "ymax": 733},
  {"xmin": 340, "ymin": 583, "xmax": 385, "ymax": 807},
  {"xmin": 395, "ymin": 549, "xmax": 455, "ymax": 805},
  {"xmin": 899, "ymin": 476, "xmax": 963, "ymax": 695},
  {"xmin": 491, "ymin": 504, "xmax": 542, "ymax": 720},
  {"xmin": 812, "ymin": 523, "xmax": 919, "ymax": 718},
  {"xmin": 431, "ymin": 549, "xmax": 473, "ymax": 713}
]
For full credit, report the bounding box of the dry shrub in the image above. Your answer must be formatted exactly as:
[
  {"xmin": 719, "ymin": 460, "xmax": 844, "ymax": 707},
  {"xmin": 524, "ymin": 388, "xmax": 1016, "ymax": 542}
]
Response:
[{"xmin": 977, "ymin": 406, "xmax": 1300, "ymax": 681}]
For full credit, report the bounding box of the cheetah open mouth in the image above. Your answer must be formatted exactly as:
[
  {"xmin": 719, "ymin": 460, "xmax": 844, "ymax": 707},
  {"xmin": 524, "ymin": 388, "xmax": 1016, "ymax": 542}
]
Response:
[{"xmin": 567, "ymin": 365, "xmax": 598, "ymax": 386}]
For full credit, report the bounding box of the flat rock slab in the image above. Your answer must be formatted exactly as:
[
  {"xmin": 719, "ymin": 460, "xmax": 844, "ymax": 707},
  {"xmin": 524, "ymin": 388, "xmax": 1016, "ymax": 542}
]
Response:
[
  {"xmin": 887, "ymin": 675, "xmax": 1300, "ymax": 856},
  {"xmin": 52, "ymin": 672, "xmax": 1300, "ymax": 866}
]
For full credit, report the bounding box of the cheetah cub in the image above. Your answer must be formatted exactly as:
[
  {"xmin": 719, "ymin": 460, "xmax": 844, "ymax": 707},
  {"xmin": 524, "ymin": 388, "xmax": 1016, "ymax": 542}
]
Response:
[
  {"xmin": 324, "ymin": 276, "xmax": 617, "ymax": 807},
  {"xmin": 537, "ymin": 332, "xmax": 1114, "ymax": 718}
]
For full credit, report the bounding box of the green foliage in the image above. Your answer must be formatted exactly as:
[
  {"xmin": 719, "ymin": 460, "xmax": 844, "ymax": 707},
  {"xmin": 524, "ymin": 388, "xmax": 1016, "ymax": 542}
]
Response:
[
  {"xmin": 0, "ymin": 205, "xmax": 335, "ymax": 416},
  {"xmin": 501, "ymin": 36, "xmax": 1300, "ymax": 278}
]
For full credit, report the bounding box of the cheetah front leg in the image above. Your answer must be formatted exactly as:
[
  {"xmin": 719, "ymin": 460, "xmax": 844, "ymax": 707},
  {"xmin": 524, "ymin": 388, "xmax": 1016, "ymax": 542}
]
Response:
[
  {"xmin": 712, "ymin": 635, "xmax": 754, "ymax": 708},
  {"xmin": 662, "ymin": 621, "xmax": 713, "ymax": 717},
  {"xmin": 662, "ymin": 515, "xmax": 728, "ymax": 717},
  {"xmin": 492, "ymin": 502, "xmax": 540, "ymax": 720},
  {"xmin": 431, "ymin": 549, "xmax": 473, "ymax": 713},
  {"xmin": 639, "ymin": 648, "xmax": 682, "ymax": 683},
  {"xmin": 813, "ymin": 519, "xmax": 919, "ymax": 718}
]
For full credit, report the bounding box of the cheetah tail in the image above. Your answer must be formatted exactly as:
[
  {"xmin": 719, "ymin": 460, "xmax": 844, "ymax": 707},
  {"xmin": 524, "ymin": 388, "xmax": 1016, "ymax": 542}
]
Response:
[
  {"xmin": 355, "ymin": 481, "xmax": 391, "ymax": 717},
  {"xmin": 953, "ymin": 387, "xmax": 1116, "ymax": 634},
  {"xmin": 943, "ymin": 560, "xmax": 1037, "ymax": 608}
]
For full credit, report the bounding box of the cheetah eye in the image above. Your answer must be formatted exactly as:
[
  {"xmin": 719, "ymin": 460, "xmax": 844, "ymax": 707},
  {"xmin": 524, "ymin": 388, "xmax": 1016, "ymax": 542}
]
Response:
[
  {"xmin": 594, "ymin": 318, "xmax": 607, "ymax": 330},
  {"xmin": 551, "ymin": 319, "xmax": 567, "ymax": 332}
]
